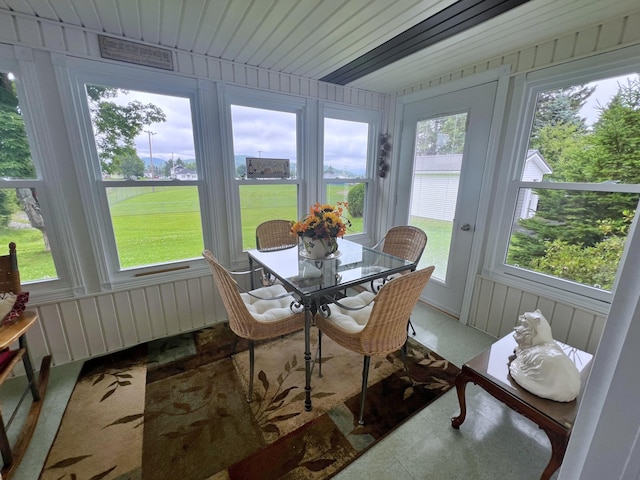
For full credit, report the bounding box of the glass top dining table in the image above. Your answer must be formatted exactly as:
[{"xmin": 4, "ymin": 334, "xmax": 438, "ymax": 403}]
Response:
[{"xmin": 247, "ymin": 237, "xmax": 415, "ymax": 412}]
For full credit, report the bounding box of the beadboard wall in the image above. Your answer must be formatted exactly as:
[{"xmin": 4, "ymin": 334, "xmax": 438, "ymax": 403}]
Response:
[
  {"xmin": 15, "ymin": 272, "xmax": 221, "ymax": 377},
  {"xmin": 391, "ymin": 9, "xmax": 640, "ymax": 97},
  {"xmin": 0, "ymin": 10, "xmax": 384, "ymax": 111},
  {"xmin": 3, "ymin": 8, "xmax": 639, "ymax": 373},
  {"xmin": 468, "ymin": 277, "xmax": 607, "ymax": 354}
]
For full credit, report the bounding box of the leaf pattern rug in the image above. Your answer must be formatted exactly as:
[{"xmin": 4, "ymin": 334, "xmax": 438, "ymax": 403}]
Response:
[{"xmin": 39, "ymin": 323, "xmax": 459, "ymax": 480}]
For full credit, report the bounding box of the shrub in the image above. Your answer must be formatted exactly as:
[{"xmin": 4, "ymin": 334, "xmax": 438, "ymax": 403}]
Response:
[{"xmin": 347, "ymin": 183, "xmax": 365, "ymax": 217}]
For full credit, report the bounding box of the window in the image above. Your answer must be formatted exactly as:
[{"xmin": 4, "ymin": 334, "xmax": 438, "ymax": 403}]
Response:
[
  {"xmin": 322, "ymin": 108, "xmax": 379, "ymax": 239},
  {"xmin": 64, "ymin": 61, "xmax": 209, "ymax": 286},
  {"xmin": 85, "ymin": 87, "xmax": 204, "ymax": 271},
  {"xmin": 409, "ymin": 112, "xmax": 467, "ymax": 278},
  {"xmin": 498, "ymin": 65, "xmax": 640, "ymax": 303},
  {"xmin": 0, "ymin": 67, "xmax": 58, "ymax": 284},
  {"xmin": 230, "ymin": 104, "xmax": 300, "ymax": 251}
]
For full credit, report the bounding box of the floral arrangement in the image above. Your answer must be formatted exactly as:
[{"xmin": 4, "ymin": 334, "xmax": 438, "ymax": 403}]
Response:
[{"xmin": 291, "ymin": 202, "xmax": 350, "ymax": 240}]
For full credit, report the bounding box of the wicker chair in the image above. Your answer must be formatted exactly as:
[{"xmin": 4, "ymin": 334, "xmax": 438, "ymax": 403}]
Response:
[
  {"xmin": 355, "ymin": 225, "xmax": 428, "ymax": 335},
  {"xmin": 202, "ymin": 250, "xmax": 304, "ymax": 402},
  {"xmin": 255, "ymin": 219, "xmax": 298, "ymax": 251},
  {"xmin": 316, "ymin": 265, "xmax": 435, "ymax": 425}
]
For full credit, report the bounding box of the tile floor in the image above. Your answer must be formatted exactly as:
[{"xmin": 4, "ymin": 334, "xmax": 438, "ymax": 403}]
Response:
[{"xmin": 2, "ymin": 302, "xmax": 557, "ymax": 479}]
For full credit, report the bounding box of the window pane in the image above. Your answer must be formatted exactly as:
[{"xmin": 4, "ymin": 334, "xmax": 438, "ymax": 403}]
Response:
[
  {"xmin": 85, "ymin": 85, "xmax": 196, "ymax": 180},
  {"xmin": 326, "ymin": 183, "xmax": 363, "ymax": 235},
  {"xmin": 0, "ymin": 188, "xmax": 57, "ymax": 282},
  {"xmin": 323, "ymin": 118, "xmax": 368, "ymax": 180},
  {"xmin": 231, "ymin": 106, "xmax": 297, "ymax": 180},
  {"xmin": 506, "ymin": 188, "xmax": 639, "ymax": 291},
  {"xmin": 409, "ymin": 113, "xmax": 467, "ymax": 279},
  {"xmin": 0, "ymin": 72, "xmax": 37, "ymax": 180},
  {"xmin": 508, "ymin": 73, "xmax": 640, "ymax": 291},
  {"xmin": 239, "ymin": 184, "xmax": 297, "ymax": 250},
  {"xmin": 107, "ymin": 186, "xmax": 204, "ymax": 269},
  {"xmin": 525, "ymin": 74, "xmax": 640, "ymax": 184}
]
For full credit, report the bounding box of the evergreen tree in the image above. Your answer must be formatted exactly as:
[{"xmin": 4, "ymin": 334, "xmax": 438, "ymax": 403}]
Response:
[{"xmin": 508, "ymin": 79, "xmax": 639, "ymax": 289}]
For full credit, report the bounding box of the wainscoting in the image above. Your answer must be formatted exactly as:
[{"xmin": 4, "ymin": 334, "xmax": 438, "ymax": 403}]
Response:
[
  {"xmin": 468, "ymin": 276, "xmax": 607, "ymax": 354},
  {"xmin": 19, "ymin": 273, "xmax": 222, "ymax": 376},
  {"xmin": 14, "ymin": 271, "xmax": 606, "ymax": 383}
]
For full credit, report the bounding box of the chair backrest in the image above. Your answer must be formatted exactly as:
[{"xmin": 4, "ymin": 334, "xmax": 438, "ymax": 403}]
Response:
[
  {"xmin": 381, "ymin": 226, "xmax": 427, "ymax": 267},
  {"xmin": 256, "ymin": 219, "xmax": 298, "ymax": 251},
  {"xmin": 359, "ymin": 265, "xmax": 435, "ymax": 356},
  {"xmin": 202, "ymin": 250, "xmax": 257, "ymax": 339},
  {"xmin": 0, "ymin": 242, "xmax": 22, "ymax": 294}
]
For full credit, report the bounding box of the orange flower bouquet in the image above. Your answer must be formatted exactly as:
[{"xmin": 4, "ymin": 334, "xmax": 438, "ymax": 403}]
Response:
[{"xmin": 291, "ymin": 202, "xmax": 350, "ymax": 258}]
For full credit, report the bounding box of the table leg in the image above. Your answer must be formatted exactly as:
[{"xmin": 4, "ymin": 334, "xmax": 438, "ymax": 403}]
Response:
[
  {"xmin": 451, "ymin": 369, "xmax": 470, "ymax": 429},
  {"xmin": 539, "ymin": 429, "xmax": 569, "ymax": 480},
  {"xmin": 304, "ymin": 303, "xmax": 312, "ymax": 412}
]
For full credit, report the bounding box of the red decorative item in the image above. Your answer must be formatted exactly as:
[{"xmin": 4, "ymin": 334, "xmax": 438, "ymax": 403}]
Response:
[{"xmin": 2, "ymin": 291, "xmax": 29, "ymax": 325}]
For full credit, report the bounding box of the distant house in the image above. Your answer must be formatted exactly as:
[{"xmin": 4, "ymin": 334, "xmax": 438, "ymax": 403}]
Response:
[
  {"xmin": 172, "ymin": 166, "xmax": 198, "ymax": 180},
  {"xmin": 411, "ymin": 149, "xmax": 551, "ymax": 221}
]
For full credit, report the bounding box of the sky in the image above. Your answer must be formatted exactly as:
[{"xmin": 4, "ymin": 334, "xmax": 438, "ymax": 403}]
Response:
[
  {"xmin": 107, "ymin": 72, "xmax": 638, "ymax": 171},
  {"xmin": 111, "ymin": 91, "xmax": 369, "ymax": 173},
  {"xmin": 579, "ymin": 73, "xmax": 639, "ymax": 126}
]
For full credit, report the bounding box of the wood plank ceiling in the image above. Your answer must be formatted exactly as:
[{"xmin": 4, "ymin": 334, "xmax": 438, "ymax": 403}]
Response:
[{"xmin": 1, "ymin": 0, "xmax": 639, "ymax": 94}]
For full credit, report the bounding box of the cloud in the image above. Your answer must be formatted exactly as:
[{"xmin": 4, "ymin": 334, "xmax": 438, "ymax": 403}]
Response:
[{"xmin": 108, "ymin": 89, "xmax": 370, "ymax": 172}]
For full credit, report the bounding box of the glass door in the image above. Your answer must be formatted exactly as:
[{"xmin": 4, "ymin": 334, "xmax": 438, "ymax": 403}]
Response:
[{"xmin": 396, "ymin": 81, "xmax": 497, "ymax": 316}]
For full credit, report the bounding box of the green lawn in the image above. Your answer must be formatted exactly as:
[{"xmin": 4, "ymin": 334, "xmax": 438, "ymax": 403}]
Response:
[
  {"xmin": 1, "ymin": 184, "xmax": 367, "ymax": 281},
  {"xmin": 409, "ymin": 216, "xmax": 453, "ymax": 279}
]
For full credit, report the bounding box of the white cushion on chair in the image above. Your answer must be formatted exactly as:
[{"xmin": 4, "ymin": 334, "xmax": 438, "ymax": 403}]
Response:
[
  {"xmin": 325, "ymin": 291, "xmax": 375, "ymax": 333},
  {"xmin": 241, "ymin": 284, "xmax": 297, "ymax": 322}
]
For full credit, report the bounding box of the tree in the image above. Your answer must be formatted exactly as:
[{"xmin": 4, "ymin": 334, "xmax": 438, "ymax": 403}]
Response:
[
  {"xmin": 0, "ymin": 73, "xmax": 50, "ymax": 248},
  {"xmin": 119, "ymin": 149, "xmax": 145, "ymax": 179},
  {"xmin": 347, "ymin": 183, "xmax": 365, "ymax": 217},
  {"xmin": 86, "ymin": 85, "xmax": 166, "ymax": 174},
  {"xmin": 508, "ymin": 79, "xmax": 640, "ymax": 288}
]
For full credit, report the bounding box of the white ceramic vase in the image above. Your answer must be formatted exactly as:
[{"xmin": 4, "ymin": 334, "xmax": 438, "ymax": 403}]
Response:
[{"xmin": 300, "ymin": 236, "xmax": 338, "ymax": 259}]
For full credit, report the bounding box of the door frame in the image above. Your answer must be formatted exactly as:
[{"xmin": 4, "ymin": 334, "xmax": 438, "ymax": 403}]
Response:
[{"xmin": 390, "ymin": 66, "xmax": 511, "ymax": 323}]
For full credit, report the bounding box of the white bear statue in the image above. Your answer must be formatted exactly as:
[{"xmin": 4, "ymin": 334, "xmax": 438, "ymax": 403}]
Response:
[{"xmin": 509, "ymin": 309, "xmax": 581, "ymax": 402}]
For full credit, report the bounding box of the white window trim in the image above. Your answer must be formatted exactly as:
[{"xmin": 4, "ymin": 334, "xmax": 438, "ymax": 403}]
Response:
[
  {"xmin": 220, "ymin": 85, "xmax": 309, "ymax": 265},
  {"xmin": 54, "ymin": 55, "xmax": 214, "ymax": 290},
  {"xmin": 0, "ymin": 46, "xmax": 80, "ymax": 302},
  {"xmin": 485, "ymin": 45, "xmax": 640, "ymax": 314},
  {"xmin": 320, "ymin": 102, "xmax": 381, "ymax": 245}
]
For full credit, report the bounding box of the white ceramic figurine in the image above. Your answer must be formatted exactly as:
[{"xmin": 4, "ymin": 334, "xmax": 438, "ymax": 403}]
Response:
[{"xmin": 509, "ymin": 309, "xmax": 581, "ymax": 402}]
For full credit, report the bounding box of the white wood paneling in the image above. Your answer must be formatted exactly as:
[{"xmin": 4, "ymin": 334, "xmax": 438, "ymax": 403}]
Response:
[
  {"xmin": 392, "ymin": 9, "xmax": 640, "ymax": 97},
  {"xmin": 469, "ymin": 276, "xmax": 607, "ymax": 353},
  {"xmin": 16, "ymin": 273, "xmax": 225, "ymax": 378},
  {"xmin": 0, "ymin": 10, "xmax": 384, "ymax": 110}
]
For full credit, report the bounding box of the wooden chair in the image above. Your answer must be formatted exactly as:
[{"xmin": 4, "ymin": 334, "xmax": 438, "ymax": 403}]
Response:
[
  {"xmin": 255, "ymin": 219, "xmax": 297, "ymax": 251},
  {"xmin": 316, "ymin": 266, "xmax": 435, "ymax": 425},
  {"xmin": 0, "ymin": 242, "xmax": 51, "ymax": 478},
  {"xmin": 202, "ymin": 250, "xmax": 304, "ymax": 401},
  {"xmin": 355, "ymin": 225, "xmax": 428, "ymax": 335}
]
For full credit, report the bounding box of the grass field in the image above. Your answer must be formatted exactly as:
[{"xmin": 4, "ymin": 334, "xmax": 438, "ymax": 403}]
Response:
[{"xmin": 1, "ymin": 184, "xmax": 369, "ymax": 281}]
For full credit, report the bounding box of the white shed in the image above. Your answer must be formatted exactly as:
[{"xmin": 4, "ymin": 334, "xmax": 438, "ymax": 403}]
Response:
[{"xmin": 411, "ymin": 149, "xmax": 550, "ymax": 221}]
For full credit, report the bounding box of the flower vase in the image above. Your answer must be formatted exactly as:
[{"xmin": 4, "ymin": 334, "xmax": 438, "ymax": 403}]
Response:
[{"xmin": 301, "ymin": 236, "xmax": 338, "ymax": 259}]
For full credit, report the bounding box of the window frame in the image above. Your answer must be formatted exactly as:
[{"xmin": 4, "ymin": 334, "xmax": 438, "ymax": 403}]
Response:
[
  {"xmin": 221, "ymin": 85, "xmax": 308, "ymax": 264},
  {"xmin": 320, "ymin": 103, "xmax": 380, "ymax": 245},
  {"xmin": 58, "ymin": 57, "xmax": 215, "ymax": 289},
  {"xmin": 486, "ymin": 46, "xmax": 640, "ymax": 312},
  {"xmin": 0, "ymin": 46, "xmax": 79, "ymax": 301}
]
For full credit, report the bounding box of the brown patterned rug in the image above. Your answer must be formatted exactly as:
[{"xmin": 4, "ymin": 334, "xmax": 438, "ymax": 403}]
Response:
[{"xmin": 39, "ymin": 323, "xmax": 459, "ymax": 480}]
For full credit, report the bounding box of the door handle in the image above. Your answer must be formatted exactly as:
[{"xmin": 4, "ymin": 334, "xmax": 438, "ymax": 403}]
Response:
[{"xmin": 460, "ymin": 223, "xmax": 472, "ymax": 231}]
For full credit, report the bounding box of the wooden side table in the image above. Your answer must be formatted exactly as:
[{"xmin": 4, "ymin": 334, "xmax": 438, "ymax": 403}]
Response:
[{"xmin": 451, "ymin": 334, "xmax": 592, "ymax": 480}]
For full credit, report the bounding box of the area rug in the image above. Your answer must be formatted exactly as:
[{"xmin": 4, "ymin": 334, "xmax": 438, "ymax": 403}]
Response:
[{"xmin": 39, "ymin": 323, "xmax": 460, "ymax": 480}]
